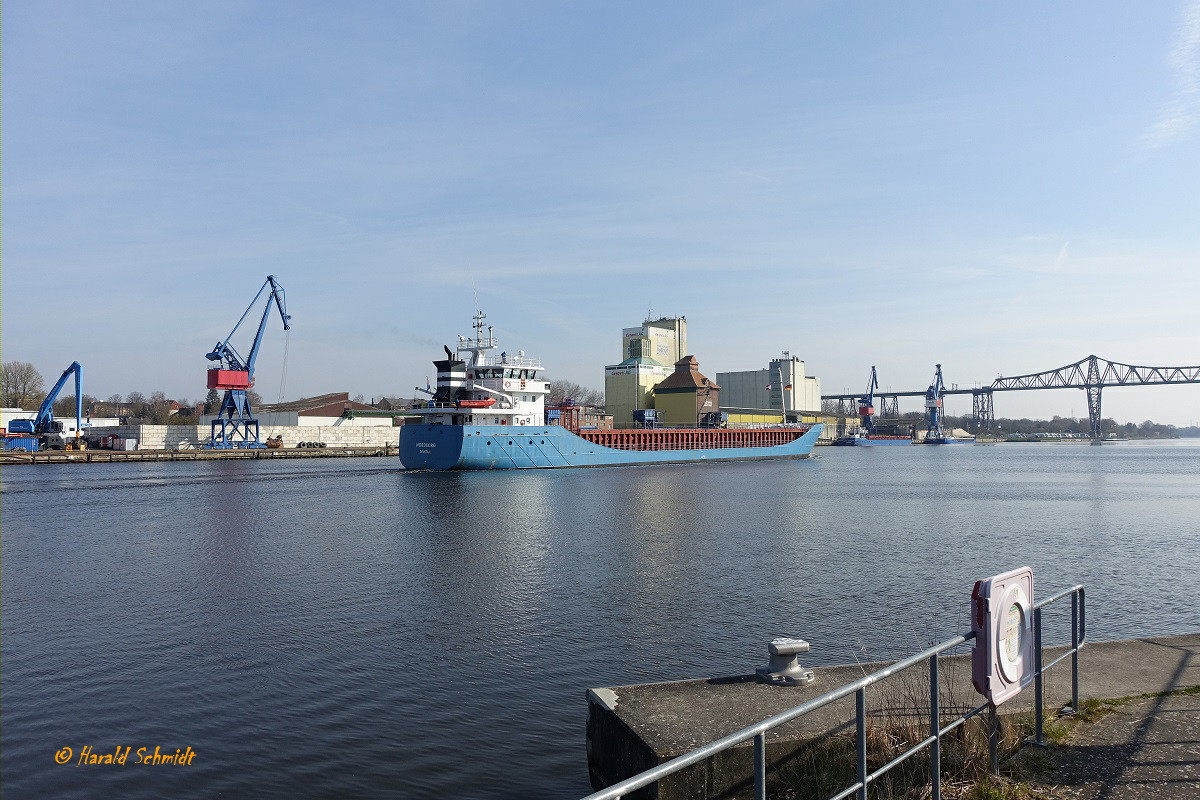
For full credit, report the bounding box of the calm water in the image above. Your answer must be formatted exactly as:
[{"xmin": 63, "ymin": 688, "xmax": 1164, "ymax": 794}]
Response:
[{"xmin": 4, "ymin": 441, "xmax": 1199, "ymax": 798}]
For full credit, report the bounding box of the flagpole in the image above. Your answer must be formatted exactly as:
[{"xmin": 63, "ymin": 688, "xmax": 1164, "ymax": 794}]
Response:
[{"xmin": 777, "ymin": 362, "xmax": 786, "ymax": 423}]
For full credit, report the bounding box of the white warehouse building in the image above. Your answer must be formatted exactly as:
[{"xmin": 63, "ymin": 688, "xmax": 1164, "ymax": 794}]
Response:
[{"xmin": 716, "ymin": 352, "xmax": 822, "ymax": 422}]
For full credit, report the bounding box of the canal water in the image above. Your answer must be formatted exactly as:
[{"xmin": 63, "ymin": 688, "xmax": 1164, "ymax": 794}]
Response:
[{"xmin": 4, "ymin": 441, "xmax": 1198, "ymax": 798}]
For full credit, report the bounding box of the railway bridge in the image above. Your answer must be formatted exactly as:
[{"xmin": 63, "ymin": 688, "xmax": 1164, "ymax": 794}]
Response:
[{"xmin": 822, "ymin": 355, "xmax": 1200, "ymax": 442}]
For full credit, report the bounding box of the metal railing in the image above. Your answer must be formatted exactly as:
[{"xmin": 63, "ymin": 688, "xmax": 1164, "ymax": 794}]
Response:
[
  {"xmin": 582, "ymin": 585, "xmax": 1085, "ymax": 800},
  {"xmin": 473, "ymin": 354, "xmax": 543, "ymax": 369}
]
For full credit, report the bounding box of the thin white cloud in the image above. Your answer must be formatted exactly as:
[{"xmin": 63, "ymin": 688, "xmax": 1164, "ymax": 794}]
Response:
[{"xmin": 1142, "ymin": 0, "xmax": 1200, "ymax": 148}]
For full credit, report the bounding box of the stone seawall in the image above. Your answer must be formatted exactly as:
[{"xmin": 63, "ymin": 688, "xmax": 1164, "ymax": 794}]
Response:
[{"xmin": 84, "ymin": 424, "xmax": 399, "ymax": 450}]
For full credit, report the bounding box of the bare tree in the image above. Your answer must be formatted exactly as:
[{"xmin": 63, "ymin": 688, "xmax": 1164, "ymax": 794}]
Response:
[
  {"xmin": 1, "ymin": 361, "xmax": 45, "ymax": 408},
  {"xmin": 125, "ymin": 391, "xmax": 148, "ymax": 419},
  {"xmin": 821, "ymin": 399, "xmax": 845, "ymax": 415},
  {"xmin": 547, "ymin": 380, "xmax": 604, "ymax": 408},
  {"xmin": 49, "ymin": 393, "xmax": 96, "ymax": 418},
  {"xmin": 146, "ymin": 391, "xmax": 172, "ymax": 424}
]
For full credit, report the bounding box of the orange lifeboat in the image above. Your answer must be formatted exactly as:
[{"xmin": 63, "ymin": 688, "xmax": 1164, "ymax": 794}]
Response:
[{"xmin": 457, "ymin": 398, "xmax": 497, "ymax": 408}]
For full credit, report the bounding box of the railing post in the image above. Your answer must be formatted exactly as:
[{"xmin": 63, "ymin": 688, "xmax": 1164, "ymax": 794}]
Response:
[
  {"xmin": 988, "ymin": 705, "xmax": 999, "ymax": 775},
  {"xmin": 930, "ymin": 653, "xmax": 941, "ymax": 800},
  {"xmin": 1071, "ymin": 590, "xmax": 1080, "ymax": 713},
  {"xmin": 1033, "ymin": 606, "xmax": 1044, "ymax": 744},
  {"xmin": 754, "ymin": 732, "xmax": 766, "ymax": 800},
  {"xmin": 856, "ymin": 688, "xmax": 867, "ymax": 800}
]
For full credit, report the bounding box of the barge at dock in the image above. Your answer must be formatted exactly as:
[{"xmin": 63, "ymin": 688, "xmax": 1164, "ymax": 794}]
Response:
[
  {"xmin": 399, "ymin": 312, "xmax": 822, "ymax": 470},
  {"xmin": 833, "ymin": 433, "xmax": 914, "ymax": 446}
]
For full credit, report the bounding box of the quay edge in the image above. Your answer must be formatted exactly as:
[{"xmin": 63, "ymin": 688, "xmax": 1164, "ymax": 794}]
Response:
[{"xmin": 585, "ymin": 633, "xmax": 1200, "ymax": 800}]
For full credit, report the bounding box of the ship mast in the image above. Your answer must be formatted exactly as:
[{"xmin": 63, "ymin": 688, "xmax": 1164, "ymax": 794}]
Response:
[{"xmin": 457, "ymin": 310, "xmax": 497, "ymax": 366}]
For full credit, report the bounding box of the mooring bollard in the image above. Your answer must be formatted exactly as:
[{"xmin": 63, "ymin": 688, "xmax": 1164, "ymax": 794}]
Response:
[{"xmin": 755, "ymin": 637, "xmax": 816, "ymax": 686}]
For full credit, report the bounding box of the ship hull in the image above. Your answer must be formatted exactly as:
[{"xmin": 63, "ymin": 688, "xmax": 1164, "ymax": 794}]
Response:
[{"xmin": 400, "ymin": 424, "xmax": 823, "ymax": 470}]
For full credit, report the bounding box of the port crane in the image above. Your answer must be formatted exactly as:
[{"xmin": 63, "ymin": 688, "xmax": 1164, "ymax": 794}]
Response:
[
  {"xmin": 924, "ymin": 363, "xmax": 946, "ymax": 441},
  {"xmin": 6, "ymin": 361, "xmax": 87, "ymax": 450},
  {"xmin": 856, "ymin": 366, "xmax": 879, "ymax": 434},
  {"xmin": 205, "ymin": 275, "xmax": 291, "ymax": 448}
]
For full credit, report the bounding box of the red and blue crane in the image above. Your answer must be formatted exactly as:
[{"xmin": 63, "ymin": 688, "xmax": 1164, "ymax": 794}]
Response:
[
  {"xmin": 856, "ymin": 366, "xmax": 879, "ymax": 434},
  {"xmin": 205, "ymin": 275, "xmax": 291, "ymax": 449}
]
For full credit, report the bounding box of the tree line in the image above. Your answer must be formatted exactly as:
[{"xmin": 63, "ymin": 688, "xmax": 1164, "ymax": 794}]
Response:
[{"xmin": 1, "ymin": 361, "xmax": 262, "ymax": 425}]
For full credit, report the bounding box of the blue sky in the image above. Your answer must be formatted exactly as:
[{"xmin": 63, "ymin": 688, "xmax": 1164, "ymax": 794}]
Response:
[{"xmin": 5, "ymin": 1, "xmax": 1199, "ymax": 424}]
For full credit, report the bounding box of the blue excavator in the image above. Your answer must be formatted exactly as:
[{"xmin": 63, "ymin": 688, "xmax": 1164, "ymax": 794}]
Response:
[
  {"xmin": 6, "ymin": 361, "xmax": 87, "ymax": 451},
  {"xmin": 205, "ymin": 275, "xmax": 291, "ymax": 448}
]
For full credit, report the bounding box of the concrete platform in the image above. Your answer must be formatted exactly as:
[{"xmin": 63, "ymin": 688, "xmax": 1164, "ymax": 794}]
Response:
[
  {"xmin": 585, "ymin": 634, "xmax": 1200, "ymax": 799},
  {"xmin": 1, "ymin": 444, "xmax": 396, "ymax": 465}
]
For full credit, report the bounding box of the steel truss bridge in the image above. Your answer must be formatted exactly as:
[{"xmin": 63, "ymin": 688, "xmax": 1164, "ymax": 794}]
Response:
[{"xmin": 823, "ymin": 355, "xmax": 1200, "ymax": 442}]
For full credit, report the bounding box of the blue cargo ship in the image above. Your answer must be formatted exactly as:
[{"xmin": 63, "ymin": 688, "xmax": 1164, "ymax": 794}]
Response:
[{"xmin": 399, "ymin": 311, "xmax": 822, "ymax": 470}]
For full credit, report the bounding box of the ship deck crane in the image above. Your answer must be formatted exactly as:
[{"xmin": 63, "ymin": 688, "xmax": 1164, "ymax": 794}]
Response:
[
  {"xmin": 7, "ymin": 361, "xmax": 86, "ymax": 450},
  {"xmin": 205, "ymin": 275, "xmax": 291, "ymax": 448}
]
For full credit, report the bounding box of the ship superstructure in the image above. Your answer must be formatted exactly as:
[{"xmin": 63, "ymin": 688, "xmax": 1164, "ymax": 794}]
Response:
[{"xmin": 412, "ymin": 311, "xmax": 549, "ymax": 429}]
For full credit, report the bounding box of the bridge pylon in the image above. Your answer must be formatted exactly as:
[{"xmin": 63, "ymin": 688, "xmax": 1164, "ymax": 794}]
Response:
[
  {"xmin": 1086, "ymin": 355, "xmax": 1103, "ymax": 444},
  {"xmin": 972, "ymin": 389, "xmax": 995, "ymax": 434}
]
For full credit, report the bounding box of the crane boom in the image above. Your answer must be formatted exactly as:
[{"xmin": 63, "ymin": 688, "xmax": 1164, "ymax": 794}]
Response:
[{"xmin": 206, "ymin": 275, "xmax": 291, "ymax": 385}]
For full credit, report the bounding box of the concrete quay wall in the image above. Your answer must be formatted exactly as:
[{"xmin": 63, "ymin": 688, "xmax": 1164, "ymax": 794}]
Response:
[
  {"xmin": 84, "ymin": 424, "xmax": 400, "ymax": 450},
  {"xmin": 585, "ymin": 633, "xmax": 1200, "ymax": 800}
]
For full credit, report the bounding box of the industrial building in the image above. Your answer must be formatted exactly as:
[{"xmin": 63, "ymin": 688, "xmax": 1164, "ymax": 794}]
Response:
[
  {"xmin": 602, "ymin": 313, "xmax": 828, "ymax": 429},
  {"xmin": 716, "ymin": 353, "xmax": 822, "ymax": 424},
  {"xmin": 604, "ymin": 316, "xmax": 687, "ymax": 426},
  {"xmin": 200, "ymin": 392, "xmax": 397, "ymax": 428},
  {"xmin": 651, "ymin": 356, "xmax": 720, "ymax": 426}
]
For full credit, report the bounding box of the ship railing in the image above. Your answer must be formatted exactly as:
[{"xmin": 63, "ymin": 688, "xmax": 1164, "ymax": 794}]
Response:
[
  {"xmin": 581, "ymin": 585, "xmax": 1085, "ymax": 800},
  {"xmin": 474, "ymin": 355, "xmax": 543, "ymax": 369}
]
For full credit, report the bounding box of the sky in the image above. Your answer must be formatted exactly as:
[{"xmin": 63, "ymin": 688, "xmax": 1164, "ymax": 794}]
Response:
[{"xmin": 4, "ymin": 1, "xmax": 1199, "ymax": 425}]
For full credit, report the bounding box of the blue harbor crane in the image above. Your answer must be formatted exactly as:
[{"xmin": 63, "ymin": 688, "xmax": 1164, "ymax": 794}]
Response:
[
  {"xmin": 924, "ymin": 363, "xmax": 946, "ymax": 442},
  {"xmin": 856, "ymin": 366, "xmax": 880, "ymax": 434},
  {"xmin": 205, "ymin": 275, "xmax": 291, "ymax": 448},
  {"xmin": 6, "ymin": 361, "xmax": 86, "ymax": 451}
]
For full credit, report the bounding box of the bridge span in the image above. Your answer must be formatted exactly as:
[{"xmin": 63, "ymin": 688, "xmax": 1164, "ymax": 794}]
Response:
[{"xmin": 822, "ymin": 355, "xmax": 1200, "ymax": 442}]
